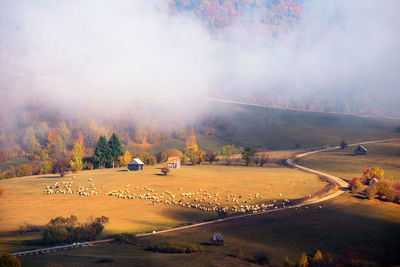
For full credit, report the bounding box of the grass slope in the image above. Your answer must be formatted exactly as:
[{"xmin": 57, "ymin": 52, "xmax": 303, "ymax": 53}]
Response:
[
  {"xmin": 206, "ymin": 103, "xmax": 400, "ymax": 149},
  {"xmin": 18, "ymin": 194, "xmax": 400, "ymax": 267},
  {"xmin": 296, "ymin": 141, "xmax": 400, "ymax": 183}
]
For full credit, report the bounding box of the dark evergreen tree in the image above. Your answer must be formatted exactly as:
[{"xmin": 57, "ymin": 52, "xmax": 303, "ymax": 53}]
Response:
[
  {"xmin": 108, "ymin": 133, "xmax": 123, "ymax": 168},
  {"xmin": 92, "ymin": 136, "xmax": 109, "ymax": 168},
  {"xmin": 241, "ymin": 146, "xmax": 255, "ymax": 166}
]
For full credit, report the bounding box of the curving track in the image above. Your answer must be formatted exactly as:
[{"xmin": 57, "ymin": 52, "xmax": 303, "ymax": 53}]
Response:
[{"xmin": 11, "ymin": 138, "xmax": 399, "ymax": 256}]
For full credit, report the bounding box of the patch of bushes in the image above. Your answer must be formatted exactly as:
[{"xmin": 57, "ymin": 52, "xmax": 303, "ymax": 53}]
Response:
[
  {"xmin": 231, "ymin": 247, "xmax": 244, "ymax": 259},
  {"xmin": 114, "ymin": 233, "xmax": 135, "ymax": 244},
  {"xmin": 349, "ymin": 178, "xmax": 362, "ymax": 193},
  {"xmin": 147, "ymin": 243, "xmax": 202, "ymax": 254},
  {"xmin": 42, "ymin": 215, "xmax": 109, "ymax": 245},
  {"xmin": 0, "ymin": 253, "xmax": 21, "ymax": 267},
  {"xmin": 15, "ymin": 164, "xmax": 33, "ymax": 177},
  {"xmin": 254, "ymin": 250, "xmax": 271, "ymax": 265},
  {"xmin": 19, "ymin": 222, "xmax": 41, "ymax": 234}
]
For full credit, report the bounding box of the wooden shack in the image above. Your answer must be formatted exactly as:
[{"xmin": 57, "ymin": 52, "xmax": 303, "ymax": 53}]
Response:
[
  {"xmin": 127, "ymin": 158, "xmax": 144, "ymax": 171},
  {"xmin": 166, "ymin": 157, "xmax": 181, "ymax": 169},
  {"xmin": 210, "ymin": 233, "xmax": 224, "ymax": 246},
  {"xmin": 354, "ymin": 145, "xmax": 367, "ymax": 155}
]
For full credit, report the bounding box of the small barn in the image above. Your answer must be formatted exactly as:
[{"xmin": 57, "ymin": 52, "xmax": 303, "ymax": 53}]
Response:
[
  {"xmin": 127, "ymin": 158, "xmax": 144, "ymax": 171},
  {"xmin": 166, "ymin": 157, "xmax": 181, "ymax": 169},
  {"xmin": 354, "ymin": 145, "xmax": 367, "ymax": 155},
  {"xmin": 210, "ymin": 233, "xmax": 224, "ymax": 246}
]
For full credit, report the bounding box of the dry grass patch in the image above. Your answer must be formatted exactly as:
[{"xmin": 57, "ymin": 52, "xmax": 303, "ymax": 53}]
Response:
[{"xmin": 0, "ymin": 165, "xmax": 324, "ymax": 237}]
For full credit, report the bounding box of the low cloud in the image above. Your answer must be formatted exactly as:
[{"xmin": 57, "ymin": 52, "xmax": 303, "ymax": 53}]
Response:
[{"xmin": 0, "ymin": 0, "xmax": 399, "ymax": 120}]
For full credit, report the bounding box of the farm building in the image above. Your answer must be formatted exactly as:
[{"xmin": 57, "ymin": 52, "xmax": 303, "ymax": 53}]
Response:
[
  {"xmin": 127, "ymin": 158, "xmax": 144, "ymax": 171},
  {"xmin": 166, "ymin": 157, "xmax": 181, "ymax": 169},
  {"xmin": 210, "ymin": 233, "xmax": 224, "ymax": 246},
  {"xmin": 354, "ymin": 145, "xmax": 367, "ymax": 155}
]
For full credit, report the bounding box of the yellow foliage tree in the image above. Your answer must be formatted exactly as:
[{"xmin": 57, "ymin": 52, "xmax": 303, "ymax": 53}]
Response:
[
  {"xmin": 313, "ymin": 250, "xmax": 323, "ymax": 262},
  {"xmin": 119, "ymin": 150, "xmax": 132, "ymax": 166},
  {"xmin": 371, "ymin": 167, "xmax": 384, "ymax": 180},
  {"xmin": 185, "ymin": 128, "xmax": 198, "ymax": 152},
  {"xmin": 70, "ymin": 141, "xmax": 84, "ymax": 172},
  {"xmin": 47, "ymin": 128, "xmax": 57, "ymax": 148},
  {"xmin": 299, "ymin": 252, "xmax": 308, "ymax": 267}
]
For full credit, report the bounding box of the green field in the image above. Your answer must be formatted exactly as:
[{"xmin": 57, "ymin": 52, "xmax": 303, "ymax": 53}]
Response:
[
  {"xmin": 17, "ymin": 194, "xmax": 400, "ymax": 267},
  {"xmin": 296, "ymin": 141, "xmax": 400, "ymax": 183},
  {"xmin": 0, "ymin": 165, "xmax": 325, "ymax": 254}
]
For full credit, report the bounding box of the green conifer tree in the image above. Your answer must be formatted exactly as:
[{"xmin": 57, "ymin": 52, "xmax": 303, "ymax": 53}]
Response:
[
  {"xmin": 108, "ymin": 133, "xmax": 123, "ymax": 168},
  {"xmin": 92, "ymin": 136, "xmax": 109, "ymax": 168}
]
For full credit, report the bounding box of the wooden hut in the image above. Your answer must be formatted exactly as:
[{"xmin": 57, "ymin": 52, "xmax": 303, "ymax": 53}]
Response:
[
  {"xmin": 127, "ymin": 158, "xmax": 144, "ymax": 171},
  {"xmin": 166, "ymin": 157, "xmax": 181, "ymax": 169},
  {"xmin": 354, "ymin": 145, "xmax": 367, "ymax": 155},
  {"xmin": 210, "ymin": 233, "xmax": 224, "ymax": 246}
]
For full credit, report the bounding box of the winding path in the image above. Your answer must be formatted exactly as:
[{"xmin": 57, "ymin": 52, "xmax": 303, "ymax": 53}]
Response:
[{"xmin": 11, "ymin": 138, "xmax": 399, "ymax": 256}]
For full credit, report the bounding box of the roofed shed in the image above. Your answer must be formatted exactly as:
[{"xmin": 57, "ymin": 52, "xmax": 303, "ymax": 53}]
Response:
[
  {"xmin": 354, "ymin": 145, "xmax": 367, "ymax": 155},
  {"xmin": 210, "ymin": 233, "xmax": 224, "ymax": 246},
  {"xmin": 128, "ymin": 158, "xmax": 144, "ymax": 171},
  {"xmin": 166, "ymin": 157, "xmax": 181, "ymax": 169}
]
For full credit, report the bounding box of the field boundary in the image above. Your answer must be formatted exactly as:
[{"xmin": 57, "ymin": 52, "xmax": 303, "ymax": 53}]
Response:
[{"xmin": 11, "ymin": 138, "xmax": 399, "ymax": 256}]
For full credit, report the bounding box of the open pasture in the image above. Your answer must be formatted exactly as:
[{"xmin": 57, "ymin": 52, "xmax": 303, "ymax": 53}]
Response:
[
  {"xmin": 18, "ymin": 194, "xmax": 400, "ymax": 267},
  {"xmin": 0, "ymin": 165, "xmax": 325, "ymax": 239},
  {"xmin": 296, "ymin": 141, "xmax": 400, "ymax": 183}
]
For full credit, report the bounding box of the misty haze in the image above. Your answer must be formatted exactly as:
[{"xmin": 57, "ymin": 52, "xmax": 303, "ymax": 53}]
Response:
[{"xmin": 0, "ymin": 1, "xmax": 399, "ymax": 266}]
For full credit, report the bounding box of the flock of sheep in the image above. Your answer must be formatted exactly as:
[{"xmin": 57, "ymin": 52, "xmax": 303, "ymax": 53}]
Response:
[
  {"xmin": 44, "ymin": 177, "xmax": 101, "ymax": 196},
  {"xmin": 105, "ymin": 185, "xmax": 292, "ymax": 215},
  {"xmin": 44, "ymin": 178, "xmax": 299, "ymax": 215}
]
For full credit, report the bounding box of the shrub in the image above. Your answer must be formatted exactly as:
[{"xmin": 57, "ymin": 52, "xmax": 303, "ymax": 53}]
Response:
[
  {"xmin": 284, "ymin": 257, "xmax": 296, "ymax": 267},
  {"xmin": 349, "ymin": 178, "xmax": 362, "ymax": 193},
  {"xmin": 231, "ymin": 247, "xmax": 244, "ymax": 259},
  {"xmin": 42, "ymin": 215, "xmax": 108, "ymax": 244},
  {"xmin": 376, "ymin": 181, "xmax": 391, "ymax": 197},
  {"xmin": 254, "ymin": 251, "xmax": 271, "ymax": 265},
  {"xmin": 40, "ymin": 161, "xmax": 53, "ymax": 174},
  {"xmin": 161, "ymin": 167, "xmax": 170, "ymax": 176},
  {"xmin": 0, "ymin": 188, "xmax": 4, "ymax": 198},
  {"xmin": 365, "ymin": 184, "xmax": 377, "ymax": 200},
  {"xmin": 15, "ymin": 164, "xmax": 33, "ymax": 177},
  {"xmin": 205, "ymin": 151, "xmax": 218, "ymax": 163},
  {"xmin": 0, "ymin": 253, "xmax": 21, "ymax": 267},
  {"xmin": 154, "ymin": 151, "xmax": 167, "ymax": 163},
  {"xmin": 143, "ymin": 154, "xmax": 157, "ymax": 166},
  {"xmin": 312, "ymin": 250, "xmax": 323, "ymax": 262},
  {"xmin": 299, "ymin": 252, "xmax": 308, "ymax": 267},
  {"xmin": 148, "ymin": 243, "xmax": 201, "ymax": 254},
  {"xmin": 114, "ymin": 233, "xmax": 133, "ymax": 243},
  {"xmin": 370, "ymin": 167, "xmax": 384, "ymax": 180},
  {"xmin": 52, "ymin": 159, "xmax": 71, "ymax": 177}
]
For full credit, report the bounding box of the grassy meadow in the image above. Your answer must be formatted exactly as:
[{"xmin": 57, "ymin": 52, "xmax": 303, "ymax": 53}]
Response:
[
  {"xmin": 205, "ymin": 103, "xmax": 400, "ymax": 149},
  {"xmin": 0, "ymin": 164, "xmax": 325, "ymax": 254},
  {"xmin": 17, "ymin": 193, "xmax": 400, "ymax": 267},
  {"xmin": 296, "ymin": 141, "xmax": 400, "ymax": 183}
]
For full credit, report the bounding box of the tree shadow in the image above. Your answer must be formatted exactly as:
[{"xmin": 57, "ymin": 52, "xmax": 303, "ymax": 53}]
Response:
[
  {"xmin": 118, "ymin": 170, "xmax": 129, "ymax": 172},
  {"xmin": 35, "ymin": 175, "xmax": 60, "ymax": 179},
  {"xmin": 154, "ymin": 174, "xmax": 168, "ymax": 176}
]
